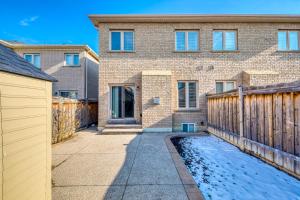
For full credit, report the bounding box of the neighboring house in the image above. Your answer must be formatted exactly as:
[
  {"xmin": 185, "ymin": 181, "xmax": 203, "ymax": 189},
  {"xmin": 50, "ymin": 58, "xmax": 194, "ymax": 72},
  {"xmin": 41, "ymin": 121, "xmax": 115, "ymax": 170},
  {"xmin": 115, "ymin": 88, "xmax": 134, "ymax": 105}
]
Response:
[
  {"xmin": 89, "ymin": 14, "xmax": 300, "ymax": 133},
  {"xmin": 0, "ymin": 40, "xmax": 99, "ymax": 100}
]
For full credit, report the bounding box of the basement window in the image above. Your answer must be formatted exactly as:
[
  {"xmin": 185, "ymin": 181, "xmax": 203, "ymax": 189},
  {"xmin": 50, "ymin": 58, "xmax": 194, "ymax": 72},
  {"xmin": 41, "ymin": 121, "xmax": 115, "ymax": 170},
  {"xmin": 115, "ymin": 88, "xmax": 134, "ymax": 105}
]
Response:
[{"xmin": 182, "ymin": 123, "xmax": 195, "ymax": 133}]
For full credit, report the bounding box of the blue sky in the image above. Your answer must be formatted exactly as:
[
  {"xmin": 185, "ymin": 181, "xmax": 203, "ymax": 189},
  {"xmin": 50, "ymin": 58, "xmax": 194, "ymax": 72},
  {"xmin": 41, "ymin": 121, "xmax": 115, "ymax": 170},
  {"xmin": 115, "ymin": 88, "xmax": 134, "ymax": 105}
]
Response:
[{"xmin": 1, "ymin": 0, "xmax": 300, "ymax": 53}]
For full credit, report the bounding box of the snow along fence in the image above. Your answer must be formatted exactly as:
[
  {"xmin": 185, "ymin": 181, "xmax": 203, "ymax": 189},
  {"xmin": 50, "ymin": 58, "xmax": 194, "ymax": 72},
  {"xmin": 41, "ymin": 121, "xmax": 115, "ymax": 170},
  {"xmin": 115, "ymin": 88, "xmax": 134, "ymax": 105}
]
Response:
[
  {"xmin": 52, "ymin": 97, "xmax": 98, "ymax": 144},
  {"xmin": 207, "ymin": 80, "xmax": 300, "ymax": 178}
]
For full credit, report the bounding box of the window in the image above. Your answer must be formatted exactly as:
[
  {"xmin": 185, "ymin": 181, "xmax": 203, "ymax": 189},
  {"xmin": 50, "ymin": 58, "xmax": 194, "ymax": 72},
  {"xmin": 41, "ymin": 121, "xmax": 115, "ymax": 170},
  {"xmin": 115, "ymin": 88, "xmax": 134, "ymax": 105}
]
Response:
[
  {"xmin": 178, "ymin": 81, "xmax": 198, "ymax": 109},
  {"xmin": 278, "ymin": 30, "xmax": 299, "ymax": 51},
  {"xmin": 110, "ymin": 31, "xmax": 134, "ymax": 51},
  {"xmin": 24, "ymin": 53, "xmax": 40, "ymax": 68},
  {"xmin": 175, "ymin": 31, "xmax": 199, "ymax": 51},
  {"xmin": 182, "ymin": 123, "xmax": 195, "ymax": 133},
  {"xmin": 65, "ymin": 54, "xmax": 80, "ymax": 66},
  {"xmin": 213, "ymin": 30, "xmax": 237, "ymax": 51},
  {"xmin": 216, "ymin": 81, "xmax": 235, "ymax": 93},
  {"xmin": 59, "ymin": 90, "xmax": 78, "ymax": 99}
]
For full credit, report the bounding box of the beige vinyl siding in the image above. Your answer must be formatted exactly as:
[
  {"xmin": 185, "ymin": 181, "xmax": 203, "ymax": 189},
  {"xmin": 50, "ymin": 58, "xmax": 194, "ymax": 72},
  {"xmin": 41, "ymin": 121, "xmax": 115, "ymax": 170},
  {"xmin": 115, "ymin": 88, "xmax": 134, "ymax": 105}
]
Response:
[
  {"xmin": 0, "ymin": 72, "xmax": 52, "ymax": 200},
  {"xmin": 14, "ymin": 47, "xmax": 99, "ymax": 100}
]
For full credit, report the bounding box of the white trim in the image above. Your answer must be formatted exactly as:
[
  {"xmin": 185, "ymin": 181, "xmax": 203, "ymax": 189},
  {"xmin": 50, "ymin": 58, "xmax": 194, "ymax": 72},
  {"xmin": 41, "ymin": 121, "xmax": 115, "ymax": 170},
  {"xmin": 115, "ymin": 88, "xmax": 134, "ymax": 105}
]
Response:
[
  {"xmin": 277, "ymin": 30, "xmax": 300, "ymax": 51},
  {"xmin": 215, "ymin": 80, "xmax": 236, "ymax": 93},
  {"xmin": 177, "ymin": 81, "xmax": 199, "ymax": 109},
  {"xmin": 59, "ymin": 90, "xmax": 78, "ymax": 99},
  {"xmin": 181, "ymin": 123, "xmax": 196, "ymax": 133},
  {"xmin": 64, "ymin": 53, "xmax": 80, "ymax": 66},
  {"xmin": 175, "ymin": 31, "xmax": 199, "ymax": 51},
  {"xmin": 143, "ymin": 128, "xmax": 172, "ymax": 132},
  {"xmin": 23, "ymin": 53, "xmax": 41, "ymax": 68},
  {"xmin": 109, "ymin": 84, "xmax": 136, "ymax": 119},
  {"xmin": 213, "ymin": 30, "xmax": 238, "ymax": 51},
  {"xmin": 109, "ymin": 30, "xmax": 135, "ymax": 51}
]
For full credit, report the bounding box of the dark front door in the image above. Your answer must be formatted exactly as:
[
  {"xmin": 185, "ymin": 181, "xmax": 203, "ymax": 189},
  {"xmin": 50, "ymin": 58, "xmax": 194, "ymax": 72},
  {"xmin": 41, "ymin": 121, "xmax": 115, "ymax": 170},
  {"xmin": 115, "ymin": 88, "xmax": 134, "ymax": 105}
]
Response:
[{"xmin": 111, "ymin": 86, "xmax": 134, "ymax": 119}]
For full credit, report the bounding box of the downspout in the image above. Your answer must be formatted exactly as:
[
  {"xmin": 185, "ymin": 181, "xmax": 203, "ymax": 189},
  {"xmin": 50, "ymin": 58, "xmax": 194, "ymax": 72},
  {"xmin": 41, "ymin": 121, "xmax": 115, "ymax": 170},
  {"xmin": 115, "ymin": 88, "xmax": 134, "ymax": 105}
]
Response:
[
  {"xmin": 84, "ymin": 54, "xmax": 88, "ymax": 100},
  {"xmin": 84, "ymin": 54, "xmax": 89, "ymax": 128}
]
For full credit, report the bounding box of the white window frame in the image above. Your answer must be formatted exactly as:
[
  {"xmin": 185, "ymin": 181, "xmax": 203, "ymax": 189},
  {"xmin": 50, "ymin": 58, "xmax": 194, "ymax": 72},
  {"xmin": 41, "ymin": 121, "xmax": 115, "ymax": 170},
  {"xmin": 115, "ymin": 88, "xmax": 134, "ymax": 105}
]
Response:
[
  {"xmin": 109, "ymin": 30, "xmax": 135, "ymax": 51},
  {"xmin": 181, "ymin": 123, "xmax": 196, "ymax": 133},
  {"xmin": 278, "ymin": 30, "xmax": 300, "ymax": 51},
  {"xmin": 213, "ymin": 30, "xmax": 238, "ymax": 51},
  {"xmin": 59, "ymin": 90, "xmax": 78, "ymax": 99},
  {"xmin": 23, "ymin": 53, "xmax": 41, "ymax": 68},
  {"xmin": 175, "ymin": 30, "xmax": 200, "ymax": 51},
  {"xmin": 64, "ymin": 53, "xmax": 80, "ymax": 66},
  {"xmin": 215, "ymin": 81, "xmax": 236, "ymax": 93},
  {"xmin": 178, "ymin": 81, "xmax": 199, "ymax": 110}
]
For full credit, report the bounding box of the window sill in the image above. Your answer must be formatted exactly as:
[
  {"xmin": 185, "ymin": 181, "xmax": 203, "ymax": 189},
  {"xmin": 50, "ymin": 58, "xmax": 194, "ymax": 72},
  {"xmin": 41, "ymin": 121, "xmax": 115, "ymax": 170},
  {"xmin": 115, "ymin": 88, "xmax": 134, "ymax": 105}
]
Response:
[
  {"xmin": 63, "ymin": 65, "xmax": 81, "ymax": 67},
  {"xmin": 211, "ymin": 50, "xmax": 240, "ymax": 53},
  {"xmin": 107, "ymin": 50, "xmax": 136, "ymax": 53},
  {"xmin": 173, "ymin": 50, "xmax": 201, "ymax": 53},
  {"xmin": 175, "ymin": 109, "xmax": 201, "ymax": 112},
  {"xmin": 276, "ymin": 50, "xmax": 300, "ymax": 53}
]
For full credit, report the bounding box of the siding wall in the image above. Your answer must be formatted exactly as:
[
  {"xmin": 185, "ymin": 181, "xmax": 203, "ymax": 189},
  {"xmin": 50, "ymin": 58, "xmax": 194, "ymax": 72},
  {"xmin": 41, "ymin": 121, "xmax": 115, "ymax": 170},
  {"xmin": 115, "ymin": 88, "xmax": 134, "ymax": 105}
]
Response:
[
  {"xmin": 98, "ymin": 22, "xmax": 300, "ymax": 131},
  {"xmin": 14, "ymin": 48, "xmax": 87, "ymax": 99},
  {"xmin": 0, "ymin": 72, "xmax": 52, "ymax": 200},
  {"xmin": 86, "ymin": 52, "xmax": 99, "ymax": 100}
]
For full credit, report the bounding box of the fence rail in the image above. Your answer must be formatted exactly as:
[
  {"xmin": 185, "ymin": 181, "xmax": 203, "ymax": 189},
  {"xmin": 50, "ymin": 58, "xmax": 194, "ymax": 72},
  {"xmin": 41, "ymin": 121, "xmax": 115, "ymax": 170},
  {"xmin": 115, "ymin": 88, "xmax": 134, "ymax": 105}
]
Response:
[
  {"xmin": 52, "ymin": 97, "xmax": 98, "ymax": 144},
  {"xmin": 207, "ymin": 81, "xmax": 300, "ymax": 178}
]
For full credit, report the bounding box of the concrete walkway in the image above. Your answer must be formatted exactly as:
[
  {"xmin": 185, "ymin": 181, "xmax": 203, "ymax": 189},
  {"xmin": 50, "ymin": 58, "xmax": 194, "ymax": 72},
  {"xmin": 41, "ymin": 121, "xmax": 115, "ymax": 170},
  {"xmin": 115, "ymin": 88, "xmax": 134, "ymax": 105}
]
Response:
[{"xmin": 52, "ymin": 128, "xmax": 189, "ymax": 200}]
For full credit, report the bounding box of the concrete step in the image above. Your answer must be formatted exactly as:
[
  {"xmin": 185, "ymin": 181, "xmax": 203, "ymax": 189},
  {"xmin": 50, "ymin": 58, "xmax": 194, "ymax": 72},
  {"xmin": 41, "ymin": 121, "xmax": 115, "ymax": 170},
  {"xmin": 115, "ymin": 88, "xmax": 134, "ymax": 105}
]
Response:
[
  {"xmin": 107, "ymin": 119, "xmax": 137, "ymax": 124},
  {"xmin": 104, "ymin": 124, "xmax": 142, "ymax": 129},
  {"xmin": 101, "ymin": 128, "xmax": 143, "ymax": 135}
]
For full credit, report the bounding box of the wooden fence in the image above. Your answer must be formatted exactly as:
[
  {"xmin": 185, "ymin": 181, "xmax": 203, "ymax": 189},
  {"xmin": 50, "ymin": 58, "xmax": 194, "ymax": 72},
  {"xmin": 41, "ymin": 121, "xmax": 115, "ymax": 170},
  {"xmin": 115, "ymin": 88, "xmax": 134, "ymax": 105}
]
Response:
[
  {"xmin": 52, "ymin": 97, "xmax": 98, "ymax": 144},
  {"xmin": 207, "ymin": 81, "xmax": 300, "ymax": 178}
]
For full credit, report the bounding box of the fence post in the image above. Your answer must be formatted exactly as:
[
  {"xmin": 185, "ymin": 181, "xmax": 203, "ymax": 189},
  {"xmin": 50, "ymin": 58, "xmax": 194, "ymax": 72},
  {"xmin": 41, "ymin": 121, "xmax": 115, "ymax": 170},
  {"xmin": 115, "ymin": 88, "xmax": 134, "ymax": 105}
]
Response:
[{"xmin": 238, "ymin": 86, "xmax": 245, "ymax": 150}]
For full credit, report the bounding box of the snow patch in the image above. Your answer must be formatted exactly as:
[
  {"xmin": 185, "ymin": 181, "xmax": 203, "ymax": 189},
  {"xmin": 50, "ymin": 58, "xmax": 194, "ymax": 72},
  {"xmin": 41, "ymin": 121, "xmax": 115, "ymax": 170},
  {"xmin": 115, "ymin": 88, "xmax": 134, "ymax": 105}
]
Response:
[{"xmin": 175, "ymin": 135, "xmax": 300, "ymax": 200}]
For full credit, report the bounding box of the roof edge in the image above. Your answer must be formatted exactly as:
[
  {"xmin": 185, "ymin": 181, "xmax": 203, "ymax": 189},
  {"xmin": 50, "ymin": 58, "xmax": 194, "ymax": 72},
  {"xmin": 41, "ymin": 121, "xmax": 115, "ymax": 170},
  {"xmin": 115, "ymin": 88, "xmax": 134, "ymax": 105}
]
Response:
[
  {"xmin": 89, "ymin": 14, "xmax": 300, "ymax": 26},
  {"xmin": 0, "ymin": 40, "xmax": 99, "ymax": 62}
]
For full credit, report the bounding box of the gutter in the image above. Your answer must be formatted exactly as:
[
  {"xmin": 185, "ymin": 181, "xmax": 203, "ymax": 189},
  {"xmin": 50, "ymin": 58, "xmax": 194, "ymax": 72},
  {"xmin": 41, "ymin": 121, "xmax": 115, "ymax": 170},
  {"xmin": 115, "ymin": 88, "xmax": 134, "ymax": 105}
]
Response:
[{"xmin": 84, "ymin": 55, "xmax": 88, "ymax": 100}]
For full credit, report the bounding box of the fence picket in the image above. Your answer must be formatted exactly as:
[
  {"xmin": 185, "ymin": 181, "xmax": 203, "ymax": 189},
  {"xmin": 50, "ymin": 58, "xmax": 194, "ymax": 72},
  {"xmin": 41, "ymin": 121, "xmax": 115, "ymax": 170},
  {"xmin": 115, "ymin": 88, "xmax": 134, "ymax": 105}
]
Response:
[{"xmin": 206, "ymin": 81, "xmax": 300, "ymax": 157}]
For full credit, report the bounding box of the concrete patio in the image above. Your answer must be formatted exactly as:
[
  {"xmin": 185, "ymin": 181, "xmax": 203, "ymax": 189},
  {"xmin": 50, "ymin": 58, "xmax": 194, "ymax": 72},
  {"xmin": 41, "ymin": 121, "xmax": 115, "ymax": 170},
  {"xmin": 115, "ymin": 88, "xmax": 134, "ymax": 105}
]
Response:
[{"xmin": 52, "ymin": 128, "xmax": 191, "ymax": 200}]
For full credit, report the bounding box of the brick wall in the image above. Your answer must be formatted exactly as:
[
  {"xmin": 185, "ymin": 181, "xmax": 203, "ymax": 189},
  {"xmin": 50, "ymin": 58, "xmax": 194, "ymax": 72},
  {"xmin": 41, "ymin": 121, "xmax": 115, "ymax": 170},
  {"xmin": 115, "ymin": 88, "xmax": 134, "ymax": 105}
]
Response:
[
  {"xmin": 142, "ymin": 71, "xmax": 173, "ymax": 131},
  {"xmin": 97, "ymin": 22, "xmax": 300, "ymax": 131}
]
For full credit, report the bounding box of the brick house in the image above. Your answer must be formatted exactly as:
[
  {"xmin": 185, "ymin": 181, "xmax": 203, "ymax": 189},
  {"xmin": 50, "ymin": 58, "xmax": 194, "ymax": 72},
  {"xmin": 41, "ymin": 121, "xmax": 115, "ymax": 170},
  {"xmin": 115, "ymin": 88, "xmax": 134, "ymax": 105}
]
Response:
[
  {"xmin": 0, "ymin": 40, "xmax": 99, "ymax": 100},
  {"xmin": 89, "ymin": 14, "xmax": 300, "ymax": 133}
]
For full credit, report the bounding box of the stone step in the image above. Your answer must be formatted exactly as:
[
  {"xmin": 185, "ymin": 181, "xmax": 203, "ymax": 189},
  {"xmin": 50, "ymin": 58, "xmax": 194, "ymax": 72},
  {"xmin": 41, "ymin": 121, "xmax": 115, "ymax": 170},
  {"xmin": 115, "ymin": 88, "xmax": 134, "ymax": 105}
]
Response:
[
  {"xmin": 101, "ymin": 128, "xmax": 143, "ymax": 135},
  {"xmin": 104, "ymin": 124, "xmax": 142, "ymax": 129},
  {"xmin": 107, "ymin": 119, "xmax": 137, "ymax": 124}
]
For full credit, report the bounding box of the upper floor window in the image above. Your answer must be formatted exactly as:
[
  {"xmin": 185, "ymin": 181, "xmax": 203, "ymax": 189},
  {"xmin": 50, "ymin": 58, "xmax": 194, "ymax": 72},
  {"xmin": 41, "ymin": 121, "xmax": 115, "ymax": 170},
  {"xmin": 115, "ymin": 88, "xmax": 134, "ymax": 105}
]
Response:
[
  {"xmin": 278, "ymin": 30, "xmax": 299, "ymax": 51},
  {"xmin": 24, "ymin": 53, "xmax": 40, "ymax": 68},
  {"xmin": 175, "ymin": 31, "xmax": 199, "ymax": 51},
  {"xmin": 178, "ymin": 81, "xmax": 198, "ymax": 109},
  {"xmin": 110, "ymin": 31, "xmax": 134, "ymax": 51},
  {"xmin": 216, "ymin": 81, "xmax": 235, "ymax": 93},
  {"xmin": 65, "ymin": 53, "xmax": 80, "ymax": 66},
  {"xmin": 213, "ymin": 30, "xmax": 237, "ymax": 51}
]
